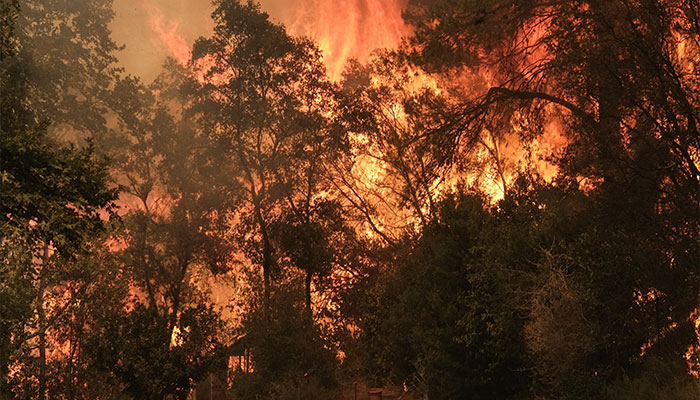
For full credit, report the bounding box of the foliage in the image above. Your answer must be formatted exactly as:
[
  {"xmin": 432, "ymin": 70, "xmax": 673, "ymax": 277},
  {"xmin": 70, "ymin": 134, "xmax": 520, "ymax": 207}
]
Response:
[
  {"xmin": 231, "ymin": 283, "xmax": 339, "ymax": 400},
  {"xmin": 10, "ymin": 0, "xmax": 121, "ymax": 135},
  {"xmin": 362, "ymin": 193, "xmax": 529, "ymax": 399},
  {"xmin": 1, "ymin": 3, "xmax": 118, "ymax": 398},
  {"xmin": 85, "ymin": 61, "xmax": 232, "ymax": 399},
  {"xmin": 86, "ymin": 302, "xmax": 227, "ymax": 400},
  {"xmin": 192, "ymin": 0, "xmax": 346, "ymax": 303},
  {"xmin": 7, "ymin": 240, "xmax": 130, "ymax": 400},
  {"xmin": 2, "ymin": 0, "xmax": 699, "ymax": 398},
  {"xmin": 400, "ymin": 0, "xmax": 700, "ymax": 396}
]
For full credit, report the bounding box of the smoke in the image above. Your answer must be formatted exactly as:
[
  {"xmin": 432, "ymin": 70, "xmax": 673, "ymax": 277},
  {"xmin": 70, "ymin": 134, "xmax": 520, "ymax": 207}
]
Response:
[
  {"xmin": 138, "ymin": 0, "xmax": 191, "ymax": 66},
  {"xmin": 111, "ymin": 0, "xmax": 213, "ymax": 82}
]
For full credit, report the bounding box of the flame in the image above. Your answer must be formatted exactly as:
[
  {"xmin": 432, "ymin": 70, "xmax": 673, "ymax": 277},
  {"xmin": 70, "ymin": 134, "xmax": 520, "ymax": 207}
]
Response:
[
  {"xmin": 129, "ymin": 0, "xmax": 409, "ymax": 80},
  {"xmin": 284, "ymin": 0, "xmax": 409, "ymax": 79},
  {"xmin": 138, "ymin": 0, "xmax": 191, "ymax": 66}
]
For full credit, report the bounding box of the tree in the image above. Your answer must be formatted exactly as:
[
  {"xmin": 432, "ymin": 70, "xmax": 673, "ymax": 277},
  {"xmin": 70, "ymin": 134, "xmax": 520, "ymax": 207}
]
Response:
[
  {"xmin": 271, "ymin": 199, "xmax": 351, "ymax": 311},
  {"xmin": 192, "ymin": 0, "xmax": 343, "ymax": 304},
  {"xmin": 405, "ymin": 0, "xmax": 699, "ymax": 227},
  {"xmin": 230, "ymin": 282, "xmax": 339, "ymax": 400},
  {"xmin": 1, "ymin": 3, "xmax": 118, "ymax": 397},
  {"xmin": 403, "ymin": 0, "xmax": 700, "ymax": 390},
  {"xmin": 10, "ymin": 0, "xmax": 121, "ymax": 136},
  {"xmin": 362, "ymin": 193, "xmax": 529, "ymax": 399},
  {"xmin": 4, "ymin": 3, "xmax": 232, "ymax": 395},
  {"xmin": 85, "ymin": 62, "xmax": 231, "ymax": 399},
  {"xmin": 336, "ymin": 53, "xmax": 448, "ymax": 240},
  {"xmin": 497, "ymin": 175, "xmax": 698, "ymax": 399}
]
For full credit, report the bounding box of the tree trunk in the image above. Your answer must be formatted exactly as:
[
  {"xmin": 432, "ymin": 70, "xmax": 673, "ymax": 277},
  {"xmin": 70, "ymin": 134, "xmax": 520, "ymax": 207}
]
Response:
[
  {"xmin": 591, "ymin": 0, "xmax": 623, "ymax": 183},
  {"xmin": 37, "ymin": 242, "xmax": 49, "ymax": 400},
  {"xmin": 305, "ymin": 271, "xmax": 312, "ymax": 311},
  {"xmin": 253, "ymin": 201, "xmax": 273, "ymax": 305}
]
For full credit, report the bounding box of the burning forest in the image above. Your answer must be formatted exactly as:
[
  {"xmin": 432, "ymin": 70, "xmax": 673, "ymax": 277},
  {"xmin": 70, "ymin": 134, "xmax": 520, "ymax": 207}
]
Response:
[{"xmin": 1, "ymin": 0, "xmax": 699, "ymax": 399}]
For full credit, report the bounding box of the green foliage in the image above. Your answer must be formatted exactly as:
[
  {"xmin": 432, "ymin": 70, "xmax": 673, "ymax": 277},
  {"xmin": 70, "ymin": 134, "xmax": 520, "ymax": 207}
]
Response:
[
  {"xmin": 0, "ymin": 234, "xmax": 34, "ymax": 396},
  {"xmin": 498, "ymin": 177, "xmax": 699, "ymax": 399},
  {"xmin": 1, "ymin": 3, "xmax": 118, "ymax": 395},
  {"xmin": 7, "ymin": 240, "xmax": 130, "ymax": 400},
  {"xmin": 0, "ymin": 125, "xmax": 117, "ymax": 255}
]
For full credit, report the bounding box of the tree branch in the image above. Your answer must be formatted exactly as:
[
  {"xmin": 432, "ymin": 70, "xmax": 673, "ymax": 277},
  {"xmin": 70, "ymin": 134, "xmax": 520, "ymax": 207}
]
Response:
[{"xmin": 486, "ymin": 86, "xmax": 597, "ymax": 128}]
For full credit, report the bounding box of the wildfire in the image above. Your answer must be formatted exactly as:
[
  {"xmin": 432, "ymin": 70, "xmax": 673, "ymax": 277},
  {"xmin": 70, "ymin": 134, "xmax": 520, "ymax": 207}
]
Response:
[
  {"xmin": 134, "ymin": 0, "xmax": 409, "ymax": 80},
  {"xmin": 285, "ymin": 0, "xmax": 409, "ymax": 79},
  {"xmin": 131, "ymin": 2, "xmax": 698, "ymax": 379}
]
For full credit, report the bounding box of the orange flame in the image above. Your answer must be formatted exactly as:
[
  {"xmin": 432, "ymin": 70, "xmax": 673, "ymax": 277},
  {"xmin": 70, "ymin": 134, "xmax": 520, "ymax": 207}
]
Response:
[
  {"xmin": 285, "ymin": 0, "xmax": 410, "ymax": 79},
  {"xmin": 136, "ymin": 0, "xmax": 409, "ymax": 79}
]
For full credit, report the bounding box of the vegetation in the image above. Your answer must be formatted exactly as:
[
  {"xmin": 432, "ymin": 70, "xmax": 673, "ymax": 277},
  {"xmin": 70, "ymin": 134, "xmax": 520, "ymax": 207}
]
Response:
[{"xmin": 1, "ymin": 0, "xmax": 698, "ymax": 399}]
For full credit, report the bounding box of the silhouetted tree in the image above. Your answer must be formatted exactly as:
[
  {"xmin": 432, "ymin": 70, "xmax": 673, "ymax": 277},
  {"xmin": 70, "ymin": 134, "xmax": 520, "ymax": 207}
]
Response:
[
  {"xmin": 403, "ymin": 0, "xmax": 699, "ymax": 395},
  {"xmin": 337, "ymin": 53, "xmax": 459, "ymax": 238},
  {"xmin": 231, "ymin": 282, "xmax": 339, "ymax": 399},
  {"xmin": 1, "ymin": 3, "xmax": 117, "ymax": 397},
  {"xmin": 192, "ymin": 0, "xmax": 343, "ymax": 304},
  {"xmin": 85, "ymin": 62, "xmax": 231, "ymax": 399},
  {"xmin": 362, "ymin": 193, "xmax": 529, "ymax": 399}
]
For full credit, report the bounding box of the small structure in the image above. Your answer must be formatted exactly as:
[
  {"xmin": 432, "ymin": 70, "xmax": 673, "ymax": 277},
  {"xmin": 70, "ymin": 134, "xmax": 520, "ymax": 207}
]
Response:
[
  {"xmin": 228, "ymin": 334, "xmax": 251, "ymax": 376},
  {"xmin": 188, "ymin": 335, "xmax": 251, "ymax": 399}
]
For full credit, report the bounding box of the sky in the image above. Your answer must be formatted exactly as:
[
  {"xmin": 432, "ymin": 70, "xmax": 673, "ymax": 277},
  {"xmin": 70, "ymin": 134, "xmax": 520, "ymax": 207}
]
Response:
[{"xmin": 110, "ymin": 0, "xmax": 409, "ymax": 82}]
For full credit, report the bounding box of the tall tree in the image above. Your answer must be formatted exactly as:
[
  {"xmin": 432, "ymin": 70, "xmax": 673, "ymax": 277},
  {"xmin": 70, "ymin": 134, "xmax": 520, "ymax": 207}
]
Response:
[
  {"xmin": 86, "ymin": 62, "xmax": 231, "ymax": 399},
  {"xmin": 192, "ymin": 0, "xmax": 342, "ymax": 303}
]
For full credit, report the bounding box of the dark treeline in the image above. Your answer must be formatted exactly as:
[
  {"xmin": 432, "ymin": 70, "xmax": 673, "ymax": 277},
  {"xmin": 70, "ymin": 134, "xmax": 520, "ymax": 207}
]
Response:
[{"xmin": 1, "ymin": 0, "xmax": 698, "ymax": 399}]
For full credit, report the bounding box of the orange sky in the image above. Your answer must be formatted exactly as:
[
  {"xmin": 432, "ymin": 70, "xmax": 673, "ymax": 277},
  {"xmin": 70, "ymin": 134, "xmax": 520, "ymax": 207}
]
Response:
[{"xmin": 110, "ymin": 0, "xmax": 408, "ymax": 82}]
